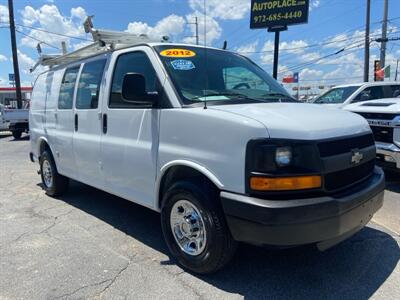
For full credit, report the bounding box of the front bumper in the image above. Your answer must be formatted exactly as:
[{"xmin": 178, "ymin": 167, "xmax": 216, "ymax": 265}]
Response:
[
  {"xmin": 221, "ymin": 167, "xmax": 385, "ymax": 247},
  {"xmin": 376, "ymin": 142, "xmax": 400, "ymax": 170}
]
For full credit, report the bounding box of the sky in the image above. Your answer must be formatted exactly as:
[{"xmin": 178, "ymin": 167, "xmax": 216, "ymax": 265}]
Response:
[{"xmin": 0, "ymin": 0, "xmax": 399, "ymax": 92}]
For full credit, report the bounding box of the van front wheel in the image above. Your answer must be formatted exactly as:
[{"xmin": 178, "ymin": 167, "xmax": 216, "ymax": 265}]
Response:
[
  {"xmin": 161, "ymin": 180, "xmax": 237, "ymax": 274},
  {"xmin": 39, "ymin": 151, "xmax": 69, "ymax": 196}
]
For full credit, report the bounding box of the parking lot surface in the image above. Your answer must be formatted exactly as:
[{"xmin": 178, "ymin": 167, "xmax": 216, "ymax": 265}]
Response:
[{"xmin": 0, "ymin": 133, "xmax": 399, "ymax": 300}]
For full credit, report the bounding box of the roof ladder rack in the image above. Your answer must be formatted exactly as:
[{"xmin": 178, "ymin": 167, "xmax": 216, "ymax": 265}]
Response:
[{"xmin": 31, "ymin": 16, "xmax": 161, "ymax": 72}]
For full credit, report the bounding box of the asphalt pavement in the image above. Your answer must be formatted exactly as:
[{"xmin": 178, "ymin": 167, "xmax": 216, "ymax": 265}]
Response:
[{"xmin": 0, "ymin": 133, "xmax": 399, "ymax": 300}]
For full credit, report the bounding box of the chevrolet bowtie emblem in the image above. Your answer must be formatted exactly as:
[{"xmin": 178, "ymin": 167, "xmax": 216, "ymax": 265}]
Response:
[{"xmin": 351, "ymin": 150, "xmax": 364, "ymax": 165}]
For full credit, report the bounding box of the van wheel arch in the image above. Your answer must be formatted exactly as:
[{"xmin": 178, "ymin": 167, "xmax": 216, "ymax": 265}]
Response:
[
  {"xmin": 38, "ymin": 139, "xmax": 52, "ymax": 159},
  {"xmin": 158, "ymin": 165, "xmax": 220, "ymax": 210}
]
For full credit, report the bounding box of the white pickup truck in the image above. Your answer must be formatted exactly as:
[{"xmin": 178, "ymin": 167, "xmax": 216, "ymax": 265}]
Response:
[
  {"xmin": 0, "ymin": 103, "xmax": 29, "ymax": 139},
  {"xmin": 313, "ymin": 82, "xmax": 400, "ymax": 108},
  {"xmin": 29, "ymin": 42, "xmax": 385, "ymax": 274},
  {"xmin": 345, "ymin": 98, "xmax": 400, "ymax": 172}
]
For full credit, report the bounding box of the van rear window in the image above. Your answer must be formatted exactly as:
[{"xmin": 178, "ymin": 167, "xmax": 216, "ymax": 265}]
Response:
[{"xmin": 58, "ymin": 66, "xmax": 80, "ymax": 109}]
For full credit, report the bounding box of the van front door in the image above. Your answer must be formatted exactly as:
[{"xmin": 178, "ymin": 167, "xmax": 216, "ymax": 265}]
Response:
[
  {"xmin": 73, "ymin": 58, "xmax": 107, "ymax": 188},
  {"xmin": 101, "ymin": 50, "xmax": 160, "ymax": 208}
]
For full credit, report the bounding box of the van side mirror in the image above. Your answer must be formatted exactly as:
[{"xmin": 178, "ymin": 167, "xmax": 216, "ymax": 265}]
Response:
[{"xmin": 122, "ymin": 73, "xmax": 158, "ymax": 105}]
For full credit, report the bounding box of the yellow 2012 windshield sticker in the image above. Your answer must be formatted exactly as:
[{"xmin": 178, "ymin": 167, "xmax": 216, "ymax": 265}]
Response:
[{"xmin": 160, "ymin": 49, "xmax": 196, "ymax": 58}]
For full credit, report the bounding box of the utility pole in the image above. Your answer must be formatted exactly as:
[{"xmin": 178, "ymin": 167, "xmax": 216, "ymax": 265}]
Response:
[
  {"xmin": 195, "ymin": 16, "xmax": 199, "ymax": 46},
  {"xmin": 380, "ymin": 0, "xmax": 389, "ymax": 69},
  {"xmin": 187, "ymin": 17, "xmax": 199, "ymax": 45},
  {"xmin": 364, "ymin": 0, "xmax": 371, "ymax": 82},
  {"xmin": 7, "ymin": 0, "xmax": 22, "ymax": 109}
]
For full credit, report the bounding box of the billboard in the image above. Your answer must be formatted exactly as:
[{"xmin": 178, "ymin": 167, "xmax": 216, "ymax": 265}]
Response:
[{"xmin": 250, "ymin": 0, "xmax": 309, "ymax": 29}]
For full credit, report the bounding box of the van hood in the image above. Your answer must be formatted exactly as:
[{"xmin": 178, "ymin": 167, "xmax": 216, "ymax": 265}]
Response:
[
  {"xmin": 316, "ymin": 103, "xmax": 344, "ymax": 109},
  {"xmin": 209, "ymin": 102, "xmax": 370, "ymax": 140},
  {"xmin": 344, "ymin": 98, "xmax": 400, "ymax": 114}
]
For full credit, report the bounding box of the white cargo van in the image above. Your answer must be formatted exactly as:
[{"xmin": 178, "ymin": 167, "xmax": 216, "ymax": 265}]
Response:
[{"xmin": 29, "ymin": 39, "xmax": 385, "ymax": 273}]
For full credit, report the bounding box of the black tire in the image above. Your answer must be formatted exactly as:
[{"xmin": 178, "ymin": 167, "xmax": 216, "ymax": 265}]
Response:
[
  {"xmin": 161, "ymin": 179, "xmax": 237, "ymax": 274},
  {"xmin": 39, "ymin": 151, "xmax": 69, "ymax": 196},
  {"xmin": 12, "ymin": 130, "xmax": 22, "ymax": 139}
]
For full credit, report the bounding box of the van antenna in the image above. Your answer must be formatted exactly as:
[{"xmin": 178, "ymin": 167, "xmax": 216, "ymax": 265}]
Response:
[{"xmin": 203, "ymin": 0, "xmax": 208, "ymax": 110}]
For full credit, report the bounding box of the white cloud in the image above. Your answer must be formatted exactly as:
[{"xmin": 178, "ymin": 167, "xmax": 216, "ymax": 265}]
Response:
[
  {"xmin": 71, "ymin": 7, "xmax": 86, "ymax": 20},
  {"xmin": 126, "ymin": 14, "xmax": 185, "ymax": 41},
  {"xmin": 300, "ymin": 52, "xmax": 320, "ymax": 62},
  {"xmin": 234, "ymin": 41, "xmax": 258, "ymax": 55},
  {"xmin": 19, "ymin": 5, "xmax": 87, "ymax": 50},
  {"xmin": 310, "ymin": 0, "xmax": 320, "ymax": 11},
  {"xmin": 71, "ymin": 40, "xmax": 92, "ymax": 51},
  {"xmin": 0, "ymin": 54, "xmax": 7, "ymax": 62},
  {"xmin": 0, "ymin": 5, "xmax": 9, "ymax": 23},
  {"xmin": 20, "ymin": 6, "xmax": 39, "ymax": 26},
  {"xmin": 188, "ymin": 0, "xmax": 250, "ymax": 20},
  {"xmin": 17, "ymin": 50, "xmax": 35, "ymax": 75},
  {"xmin": 299, "ymin": 68, "xmax": 323, "ymax": 80},
  {"xmin": 260, "ymin": 40, "xmax": 274, "ymax": 64},
  {"xmin": 260, "ymin": 40, "xmax": 309, "ymax": 65},
  {"xmin": 9, "ymin": 50, "xmax": 39, "ymax": 76},
  {"xmin": 322, "ymin": 25, "xmax": 398, "ymax": 51}
]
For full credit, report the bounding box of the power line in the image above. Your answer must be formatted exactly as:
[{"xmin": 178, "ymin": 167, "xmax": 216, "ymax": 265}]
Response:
[
  {"xmin": 15, "ymin": 29, "xmax": 61, "ymax": 50},
  {"xmin": 278, "ymin": 43, "xmax": 365, "ymax": 74},
  {"xmin": 239, "ymin": 30, "xmax": 399, "ymax": 54},
  {"xmin": 16, "ymin": 23, "xmax": 91, "ymax": 41},
  {"xmin": 0, "ymin": 21, "xmax": 91, "ymax": 41}
]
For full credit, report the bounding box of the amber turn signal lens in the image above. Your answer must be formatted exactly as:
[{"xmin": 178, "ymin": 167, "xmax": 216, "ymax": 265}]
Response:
[{"xmin": 250, "ymin": 175, "xmax": 321, "ymax": 191}]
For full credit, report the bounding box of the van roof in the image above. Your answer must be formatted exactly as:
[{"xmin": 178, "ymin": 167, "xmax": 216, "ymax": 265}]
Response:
[
  {"xmin": 333, "ymin": 82, "xmax": 400, "ymax": 88},
  {"xmin": 32, "ymin": 41, "xmax": 225, "ymax": 72}
]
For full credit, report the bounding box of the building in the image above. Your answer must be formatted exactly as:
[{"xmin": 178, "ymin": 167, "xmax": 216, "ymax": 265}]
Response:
[{"xmin": 0, "ymin": 87, "xmax": 32, "ymax": 108}]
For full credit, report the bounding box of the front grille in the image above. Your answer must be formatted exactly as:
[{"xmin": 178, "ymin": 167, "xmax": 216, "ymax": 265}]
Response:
[
  {"xmin": 317, "ymin": 134, "xmax": 374, "ymax": 157},
  {"xmin": 370, "ymin": 126, "xmax": 393, "ymax": 143},
  {"xmin": 355, "ymin": 112, "xmax": 398, "ymax": 120},
  {"xmin": 324, "ymin": 159, "xmax": 375, "ymax": 191}
]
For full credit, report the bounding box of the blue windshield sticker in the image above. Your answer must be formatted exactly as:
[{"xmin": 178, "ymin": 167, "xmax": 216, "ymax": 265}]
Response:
[{"xmin": 170, "ymin": 59, "xmax": 195, "ymax": 70}]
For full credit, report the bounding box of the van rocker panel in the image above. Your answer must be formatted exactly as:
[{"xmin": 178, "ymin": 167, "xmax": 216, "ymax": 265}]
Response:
[{"xmin": 221, "ymin": 167, "xmax": 385, "ymax": 246}]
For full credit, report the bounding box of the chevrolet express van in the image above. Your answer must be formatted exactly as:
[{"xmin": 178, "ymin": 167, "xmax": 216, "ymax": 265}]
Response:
[{"xmin": 30, "ymin": 42, "xmax": 385, "ymax": 274}]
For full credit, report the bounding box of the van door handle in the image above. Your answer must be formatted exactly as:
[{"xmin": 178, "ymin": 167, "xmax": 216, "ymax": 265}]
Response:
[
  {"xmin": 74, "ymin": 114, "xmax": 78, "ymax": 131},
  {"xmin": 102, "ymin": 113, "xmax": 107, "ymax": 134}
]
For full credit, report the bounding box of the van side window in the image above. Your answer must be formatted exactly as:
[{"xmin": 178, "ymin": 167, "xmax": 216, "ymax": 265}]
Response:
[
  {"xmin": 32, "ymin": 73, "xmax": 48, "ymax": 111},
  {"xmin": 76, "ymin": 59, "xmax": 107, "ymax": 109},
  {"xmin": 58, "ymin": 66, "xmax": 80, "ymax": 109},
  {"xmin": 387, "ymin": 85, "xmax": 400, "ymax": 97},
  {"xmin": 354, "ymin": 86, "xmax": 384, "ymax": 102},
  {"xmin": 109, "ymin": 52, "xmax": 157, "ymax": 108}
]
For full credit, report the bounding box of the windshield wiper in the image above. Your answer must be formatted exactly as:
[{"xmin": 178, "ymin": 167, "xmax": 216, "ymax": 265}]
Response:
[
  {"xmin": 260, "ymin": 92, "xmax": 298, "ymax": 102},
  {"xmin": 191, "ymin": 92, "xmax": 253, "ymax": 100}
]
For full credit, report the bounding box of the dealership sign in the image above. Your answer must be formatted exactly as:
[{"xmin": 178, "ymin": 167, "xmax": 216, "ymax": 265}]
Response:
[{"xmin": 250, "ymin": 0, "xmax": 309, "ymax": 29}]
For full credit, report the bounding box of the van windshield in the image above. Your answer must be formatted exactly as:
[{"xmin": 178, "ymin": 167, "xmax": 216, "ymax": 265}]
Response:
[
  {"xmin": 154, "ymin": 45, "xmax": 295, "ymax": 105},
  {"xmin": 313, "ymin": 86, "xmax": 360, "ymax": 104}
]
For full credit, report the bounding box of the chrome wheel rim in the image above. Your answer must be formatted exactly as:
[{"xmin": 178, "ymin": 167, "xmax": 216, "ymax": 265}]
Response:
[
  {"xmin": 170, "ymin": 200, "xmax": 207, "ymax": 256},
  {"xmin": 42, "ymin": 160, "xmax": 53, "ymax": 188}
]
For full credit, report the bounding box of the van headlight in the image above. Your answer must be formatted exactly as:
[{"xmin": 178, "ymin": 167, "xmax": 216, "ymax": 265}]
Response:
[
  {"xmin": 275, "ymin": 147, "xmax": 292, "ymax": 167},
  {"xmin": 246, "ymin": 139, "xmax": 321, "ymax": 193}
]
